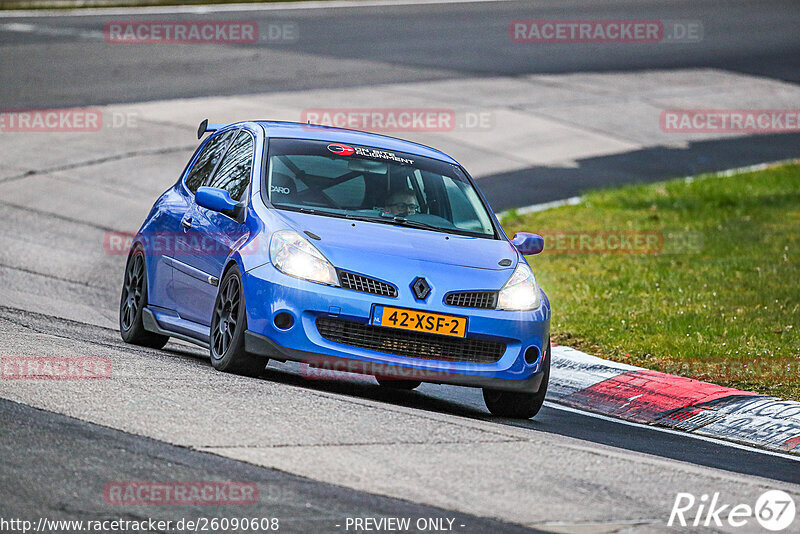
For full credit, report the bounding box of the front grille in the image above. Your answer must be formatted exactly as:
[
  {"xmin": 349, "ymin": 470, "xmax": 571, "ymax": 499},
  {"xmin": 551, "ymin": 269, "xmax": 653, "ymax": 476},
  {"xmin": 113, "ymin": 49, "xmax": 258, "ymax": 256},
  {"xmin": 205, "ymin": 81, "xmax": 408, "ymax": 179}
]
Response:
[
  {"xmin": 338, "ymin": 270, "xmax": 397, "ymax": 297},
  {"xmin": 316, "ymin": 317, "xmax": 505, "ymax": 363},
  {"xmin": 444, "ymin": 291, "xmax": 498, "ymax": 309}
]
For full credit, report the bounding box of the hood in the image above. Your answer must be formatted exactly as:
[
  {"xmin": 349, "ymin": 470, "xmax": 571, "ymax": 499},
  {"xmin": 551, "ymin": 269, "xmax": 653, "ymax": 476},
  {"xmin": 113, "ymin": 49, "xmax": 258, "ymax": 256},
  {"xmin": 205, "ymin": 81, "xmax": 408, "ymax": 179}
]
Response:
[{"xmin": 275, "ymin": 210, "xmax": 517, "ymax": 272}]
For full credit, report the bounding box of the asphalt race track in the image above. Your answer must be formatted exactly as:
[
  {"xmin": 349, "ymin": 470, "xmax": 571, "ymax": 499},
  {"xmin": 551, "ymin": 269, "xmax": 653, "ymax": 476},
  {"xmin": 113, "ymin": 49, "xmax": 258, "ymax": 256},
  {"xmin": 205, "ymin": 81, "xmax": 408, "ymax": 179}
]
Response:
[
  {"xmin": 2, "ymin": 0, "xmax": 800, "ymax": 107},
  {"xmin": 0, "ymin": 398, "xmax": 541, "ymax": 533},
  {"xmin": 3, "ymin": 0, "xmax": 800, "ymax": 206},
  {"xmin": 1, "ymin": 0, "xmax": 800, "ymax": 532}
]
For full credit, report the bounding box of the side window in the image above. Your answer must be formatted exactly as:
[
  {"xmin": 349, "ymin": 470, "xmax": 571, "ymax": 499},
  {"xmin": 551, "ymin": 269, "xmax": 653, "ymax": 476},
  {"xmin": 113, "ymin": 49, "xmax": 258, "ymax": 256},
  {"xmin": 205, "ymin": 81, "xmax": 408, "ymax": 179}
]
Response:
[
  {"xmin": 185, "ymin": 131, "xmax": 234, "ymax": 194},
  {"xmin": 206, "ymin": 130, "xmax": 255, "ymax": 202}
]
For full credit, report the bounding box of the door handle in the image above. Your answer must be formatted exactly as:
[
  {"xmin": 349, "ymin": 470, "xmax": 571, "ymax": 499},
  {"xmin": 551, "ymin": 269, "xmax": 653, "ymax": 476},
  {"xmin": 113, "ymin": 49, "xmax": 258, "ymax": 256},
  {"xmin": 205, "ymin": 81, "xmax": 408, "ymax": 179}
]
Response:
[{"xmin": 181, "ymin": 217, "xmax": 192, "ymax": 229}]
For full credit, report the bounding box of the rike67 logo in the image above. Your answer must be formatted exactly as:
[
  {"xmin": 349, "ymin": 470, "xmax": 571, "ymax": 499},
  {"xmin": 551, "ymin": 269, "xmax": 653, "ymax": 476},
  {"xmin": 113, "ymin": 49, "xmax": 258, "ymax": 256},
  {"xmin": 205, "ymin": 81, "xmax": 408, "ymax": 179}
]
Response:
[{"xmin": 669, "ymin": 490, "xmax": 796, "ymax": 531}]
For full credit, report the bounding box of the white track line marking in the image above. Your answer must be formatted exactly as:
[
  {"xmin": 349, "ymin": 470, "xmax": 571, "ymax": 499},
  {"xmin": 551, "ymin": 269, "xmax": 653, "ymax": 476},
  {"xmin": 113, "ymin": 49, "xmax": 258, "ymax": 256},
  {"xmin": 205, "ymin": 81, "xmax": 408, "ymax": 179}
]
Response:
[
  {"xmin": 1, "ymin": 0, "xmax": 516, "ymax": 18},
  {"xmin": 500, "ymin": 158, "xmax": 800, "ymax": 217},
  {"xmin": 498, "ymin": 196, "xmax": 582, "ymax": 219},
  {"xmin": 544, "ymin": 401, "xmax": 800, "ymax": 462},
  {"xmin": 0, "ymin": 22, "xmax": 104, "ymax": 38}
]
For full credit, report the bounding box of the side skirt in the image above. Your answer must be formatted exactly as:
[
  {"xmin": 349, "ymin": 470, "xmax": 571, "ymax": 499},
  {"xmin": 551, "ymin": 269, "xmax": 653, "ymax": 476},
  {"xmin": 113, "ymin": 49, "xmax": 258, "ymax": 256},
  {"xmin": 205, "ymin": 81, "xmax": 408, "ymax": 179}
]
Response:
[{"xmin": 142, "ymin": 307, "xmax": 210, "ymax": 349}]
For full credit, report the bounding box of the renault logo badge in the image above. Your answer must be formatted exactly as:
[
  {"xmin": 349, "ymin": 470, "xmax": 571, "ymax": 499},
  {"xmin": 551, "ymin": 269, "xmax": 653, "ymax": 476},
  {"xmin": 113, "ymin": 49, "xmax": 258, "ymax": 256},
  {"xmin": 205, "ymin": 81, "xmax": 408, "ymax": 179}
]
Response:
[{"xmin": 411, "ymin": 277, "xmax": 431, "ymax": 300}]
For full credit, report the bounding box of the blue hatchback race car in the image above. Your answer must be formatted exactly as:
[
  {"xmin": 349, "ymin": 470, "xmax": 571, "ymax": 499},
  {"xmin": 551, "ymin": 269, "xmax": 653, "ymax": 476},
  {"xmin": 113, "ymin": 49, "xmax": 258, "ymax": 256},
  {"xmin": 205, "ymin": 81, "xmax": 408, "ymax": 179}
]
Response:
[{"xmin": 120, "ymin": 120, "xmax": 551, "ymax": 418}]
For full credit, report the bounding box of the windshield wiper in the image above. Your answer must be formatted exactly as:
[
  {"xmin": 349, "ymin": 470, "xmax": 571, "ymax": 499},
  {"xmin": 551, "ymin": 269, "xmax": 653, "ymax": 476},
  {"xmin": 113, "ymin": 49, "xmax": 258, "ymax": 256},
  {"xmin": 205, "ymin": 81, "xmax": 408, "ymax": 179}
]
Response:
[
  {"xmin": 298, "ymin": 207, "xmax": 348, "ymax": 219},
  {"xmin": 376, "ymin": 214, "xmax": 494, "ymax": 237},
  {"xmin": 378, "ymin": 215, "xmax": 442, "ymax": 232},
  {"xmin": 289, "ymin": 207, "xmax": 467, "ymax": 235}
]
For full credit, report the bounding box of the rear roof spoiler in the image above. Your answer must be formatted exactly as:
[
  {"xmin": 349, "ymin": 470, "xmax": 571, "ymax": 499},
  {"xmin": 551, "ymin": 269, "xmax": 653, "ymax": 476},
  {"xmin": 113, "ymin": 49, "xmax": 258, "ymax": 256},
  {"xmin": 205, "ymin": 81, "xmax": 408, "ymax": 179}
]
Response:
[{"xmin": 197, "ymin": 119, "xmax": 228, "ymax": 139}]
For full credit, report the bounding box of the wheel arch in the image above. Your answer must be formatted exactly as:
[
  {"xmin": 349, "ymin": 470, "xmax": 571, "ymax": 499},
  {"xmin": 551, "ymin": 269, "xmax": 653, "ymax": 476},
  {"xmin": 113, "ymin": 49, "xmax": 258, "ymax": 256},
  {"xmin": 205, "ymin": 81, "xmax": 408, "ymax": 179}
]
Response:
[
  {"xmin": 218, "ymin": 255, "xmax": 247, "ymax": 304},
  {"xmin": 221, "ymin": 255, "xmax": 244, "ymax": 280},
  {"xmin": 127, "ymin": 237, "xmax": 155, "ymax": 298}
]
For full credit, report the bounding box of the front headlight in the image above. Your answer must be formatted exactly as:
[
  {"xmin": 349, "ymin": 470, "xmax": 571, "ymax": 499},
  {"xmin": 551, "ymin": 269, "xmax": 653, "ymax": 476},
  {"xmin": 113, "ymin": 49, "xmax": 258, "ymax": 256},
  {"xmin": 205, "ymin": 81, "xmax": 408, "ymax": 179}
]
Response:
[
  {"xmin": 269, "ymin": 230, "xmax": 339, "ymax": 286},
  {"xmin": 497, "ymin": 261, "xmax": 542, "ymax": 311}
]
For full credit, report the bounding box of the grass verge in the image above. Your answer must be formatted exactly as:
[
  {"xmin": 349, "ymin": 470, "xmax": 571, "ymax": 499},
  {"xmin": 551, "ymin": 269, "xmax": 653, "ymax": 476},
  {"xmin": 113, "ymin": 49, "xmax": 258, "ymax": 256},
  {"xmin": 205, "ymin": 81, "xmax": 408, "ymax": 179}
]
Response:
[{"xmin": 502, "ymin": 162, "xmax": 800, "ymax": 400}]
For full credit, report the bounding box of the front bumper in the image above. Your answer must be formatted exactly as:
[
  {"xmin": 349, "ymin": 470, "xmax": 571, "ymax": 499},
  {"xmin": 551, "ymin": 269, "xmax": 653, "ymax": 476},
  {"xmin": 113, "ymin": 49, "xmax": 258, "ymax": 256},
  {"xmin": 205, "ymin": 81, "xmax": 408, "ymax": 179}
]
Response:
[{"xmin": 242, "ymin": 262, "xmax": 550, "ymax": 393}]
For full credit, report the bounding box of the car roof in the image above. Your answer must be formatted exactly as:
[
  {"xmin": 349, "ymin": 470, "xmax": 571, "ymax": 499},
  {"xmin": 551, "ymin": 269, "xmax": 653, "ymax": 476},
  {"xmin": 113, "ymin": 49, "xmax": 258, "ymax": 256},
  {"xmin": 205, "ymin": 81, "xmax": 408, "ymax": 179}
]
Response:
[{"xmin": 253, "ymin": 121, "xmax": 459, "ymax": 165}]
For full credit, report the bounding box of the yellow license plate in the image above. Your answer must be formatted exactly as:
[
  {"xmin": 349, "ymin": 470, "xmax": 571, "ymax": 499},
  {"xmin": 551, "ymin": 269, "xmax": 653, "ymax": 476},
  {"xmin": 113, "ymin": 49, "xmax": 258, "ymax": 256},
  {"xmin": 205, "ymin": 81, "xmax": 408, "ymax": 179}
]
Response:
[{"xmin": 371, "ymin": 305, "xmax": 467, "ymax": 338}]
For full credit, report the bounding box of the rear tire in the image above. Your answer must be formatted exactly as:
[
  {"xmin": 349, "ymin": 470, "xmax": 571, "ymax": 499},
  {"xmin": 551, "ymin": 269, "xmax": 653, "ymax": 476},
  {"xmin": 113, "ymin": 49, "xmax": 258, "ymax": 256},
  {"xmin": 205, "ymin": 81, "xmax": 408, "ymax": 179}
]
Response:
[
  {"xmin": 376, "ymin": 378, "xmax": 422, "ymax": 390},
  {"xmin": 119, "ymin": 247, "xmax": 169, "ymax": 349},
  {"xmin": 210, "ymin": 266, "xmax": 266, "ymax": 377},
  {"xmin": 483, "ymin": 341, "xmax": 550, "ymax": 419}
]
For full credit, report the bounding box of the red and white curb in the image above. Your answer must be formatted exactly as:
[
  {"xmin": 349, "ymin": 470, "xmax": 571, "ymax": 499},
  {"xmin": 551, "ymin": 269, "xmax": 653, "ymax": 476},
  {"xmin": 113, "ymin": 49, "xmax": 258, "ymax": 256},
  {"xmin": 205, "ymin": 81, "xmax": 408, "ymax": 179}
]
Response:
[{"xmin": 550, "ymin": 345, "xmax": 800, "ymax": 455}]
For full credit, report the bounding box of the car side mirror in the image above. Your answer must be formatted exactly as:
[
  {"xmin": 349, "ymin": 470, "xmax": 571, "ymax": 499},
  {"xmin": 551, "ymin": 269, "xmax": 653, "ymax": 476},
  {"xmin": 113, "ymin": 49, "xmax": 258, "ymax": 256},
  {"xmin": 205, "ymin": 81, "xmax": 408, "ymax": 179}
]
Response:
[
  {"xmin": 196, "ymin": 186, "xmax": 245, "ymax": 223},
  {"xmin": 511, "ymin": 232, "xmax": 544, "ymax": 255}
]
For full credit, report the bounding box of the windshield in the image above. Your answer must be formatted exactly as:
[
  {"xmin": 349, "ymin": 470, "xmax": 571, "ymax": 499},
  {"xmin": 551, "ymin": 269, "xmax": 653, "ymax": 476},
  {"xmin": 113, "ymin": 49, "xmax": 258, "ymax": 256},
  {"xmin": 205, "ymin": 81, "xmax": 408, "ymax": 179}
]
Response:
[{"xmin": 264, "ymin": 138, "xmax": 497, "ymax": 238}]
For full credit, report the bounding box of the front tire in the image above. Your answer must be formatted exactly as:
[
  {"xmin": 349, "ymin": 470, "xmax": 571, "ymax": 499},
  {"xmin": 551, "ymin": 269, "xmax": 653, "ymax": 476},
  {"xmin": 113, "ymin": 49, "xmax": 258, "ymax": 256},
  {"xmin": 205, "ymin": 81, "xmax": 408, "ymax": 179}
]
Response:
[
  {"xmin": 210, "ymin": 266, "xmax": 265, "ymax": 377},
  {"xmin": 483, "ymin": 341, "xmax": 550, "ymax": 419},
  {"xmin": 119, "ymin": 247, "xmax": 169, "ymax": 349}
]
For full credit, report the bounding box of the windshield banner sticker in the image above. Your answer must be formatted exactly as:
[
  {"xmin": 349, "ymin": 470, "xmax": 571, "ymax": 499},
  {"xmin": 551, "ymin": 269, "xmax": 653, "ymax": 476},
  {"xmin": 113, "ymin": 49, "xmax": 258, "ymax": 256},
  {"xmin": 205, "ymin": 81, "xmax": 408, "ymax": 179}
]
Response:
[{"xmin": 326, "ymin": 143, "xmax": 415, "ymax": 165}]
